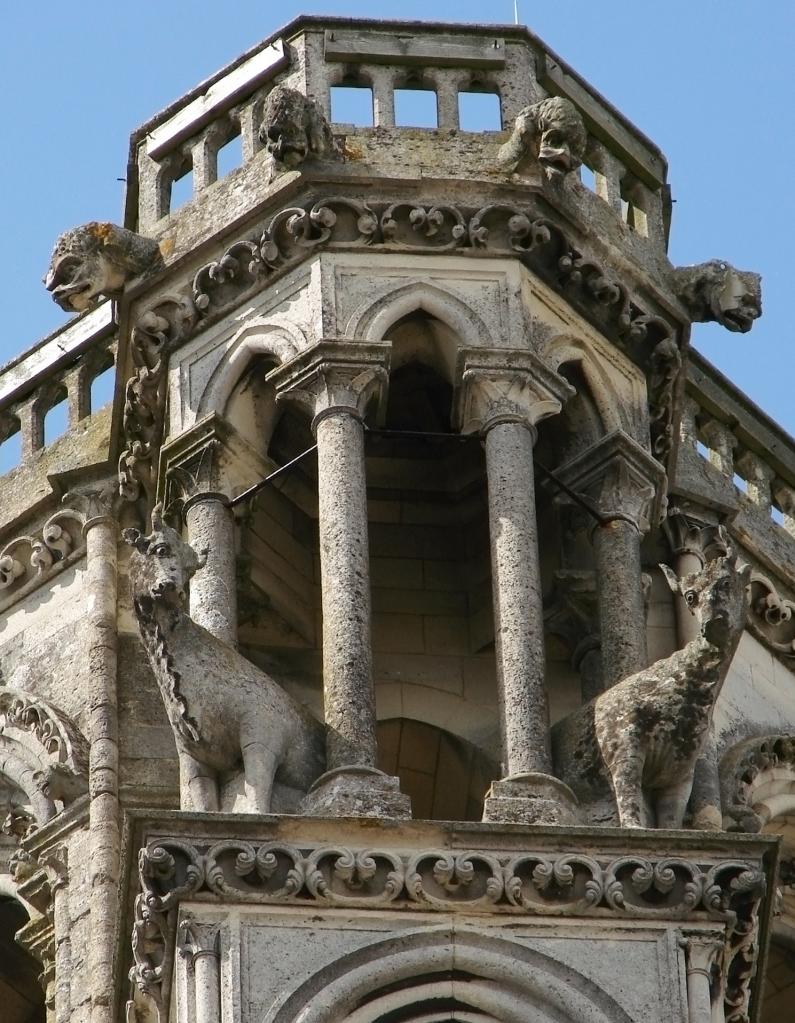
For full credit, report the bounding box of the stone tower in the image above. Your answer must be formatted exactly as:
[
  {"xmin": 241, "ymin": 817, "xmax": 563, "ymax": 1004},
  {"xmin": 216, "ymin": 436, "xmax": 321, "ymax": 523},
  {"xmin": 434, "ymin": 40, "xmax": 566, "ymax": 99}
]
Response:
[{"xmin": 1, "ymin": 15, "xmax": 793, "ymax": 1023}]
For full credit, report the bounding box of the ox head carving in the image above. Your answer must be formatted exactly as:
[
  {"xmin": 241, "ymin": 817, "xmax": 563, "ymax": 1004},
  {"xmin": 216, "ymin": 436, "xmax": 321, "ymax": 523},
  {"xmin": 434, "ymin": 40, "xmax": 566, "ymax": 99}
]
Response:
[{"xmin": 122, "ymin": 505, "xmax": 206, "ymax": 611}]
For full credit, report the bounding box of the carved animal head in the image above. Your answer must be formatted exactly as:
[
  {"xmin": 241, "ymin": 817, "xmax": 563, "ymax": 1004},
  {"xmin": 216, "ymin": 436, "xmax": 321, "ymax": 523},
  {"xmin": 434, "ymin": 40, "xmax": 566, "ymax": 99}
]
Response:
[
  {"xmin": 532, "ymin": 97, "xmax": 588, "ymax": 176},
  {"xmin": 258, "ymin": 85, "xmax": 333, "ymax": 169},
  {"xmin": 660, "ymin": 537, "xmax": 751, "ymax": 650},
  {"xmin": 122, "ymin": 505, "xmax": 205, "ymax": 612},
  {"xmin": 676, "ymin": 260, "xmax": 762, "ymax": 333},
  {"xmin": 44, "ymin": 222, "xmax": 161, "ymax": 313},
  {"xmin": 498, "ymin": 96, "xmax": 587, "ymax": 179}
]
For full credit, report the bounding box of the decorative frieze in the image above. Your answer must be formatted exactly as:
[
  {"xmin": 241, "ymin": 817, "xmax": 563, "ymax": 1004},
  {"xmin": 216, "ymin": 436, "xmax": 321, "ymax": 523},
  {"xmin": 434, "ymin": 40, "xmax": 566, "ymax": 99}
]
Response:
[
  {"xmin": 0, "ymin": 508, "xmax": 86, "ymax": 606},
  {"xmin": 128, "ymin": 835, "xmax": 766, "ymax": 1020},
  {"xmin": 118, "ymin": 194, "xmax": 684, "ymax": 501}
]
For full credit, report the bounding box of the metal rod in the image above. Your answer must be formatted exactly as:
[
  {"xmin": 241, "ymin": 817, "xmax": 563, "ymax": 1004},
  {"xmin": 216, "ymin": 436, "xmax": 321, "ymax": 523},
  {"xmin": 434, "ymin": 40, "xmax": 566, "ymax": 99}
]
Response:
[
  {"xmin": 534, "ymin": 459, "xmax": 607, "ymax": 525},
  {"xmin": 228, "ymin": 443, "xmax": 318, "ymax": 508},
  {"xmin": 365, "ymin": 427, "xmax": 475, "ymax": 442}
]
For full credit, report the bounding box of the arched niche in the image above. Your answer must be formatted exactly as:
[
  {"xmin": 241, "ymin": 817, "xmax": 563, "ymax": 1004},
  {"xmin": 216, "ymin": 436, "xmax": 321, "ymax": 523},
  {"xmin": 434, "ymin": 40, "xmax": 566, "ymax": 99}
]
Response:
[
  {"xmin": 270, "ymin": 925, "xmax": 634, "ymax": 1023},
  {"xmin": 376, "ymin": 718, "xmax": 498, "ymax": 822}
]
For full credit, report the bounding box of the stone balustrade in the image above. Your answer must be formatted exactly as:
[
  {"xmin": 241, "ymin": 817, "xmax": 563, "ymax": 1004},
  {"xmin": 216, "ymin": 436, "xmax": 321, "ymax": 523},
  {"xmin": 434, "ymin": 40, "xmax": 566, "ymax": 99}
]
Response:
[
  {"xmin": 129, "ymin": 17, "xmax": 669, "ymax": 246},
  {"xmin": 678, "ymin": 349, "xmax": 795, "ymax": 586},
  {"xmin": 0, "ymin": 303, "xmax": 116, "ymax": 478}
]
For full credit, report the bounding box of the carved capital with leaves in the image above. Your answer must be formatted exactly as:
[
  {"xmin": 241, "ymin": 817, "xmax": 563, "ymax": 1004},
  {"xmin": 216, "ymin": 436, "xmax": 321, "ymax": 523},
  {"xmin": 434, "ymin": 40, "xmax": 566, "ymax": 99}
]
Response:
[{"xmin": 455, "ymin": 348, "xmax": 574, "ymax": 436}]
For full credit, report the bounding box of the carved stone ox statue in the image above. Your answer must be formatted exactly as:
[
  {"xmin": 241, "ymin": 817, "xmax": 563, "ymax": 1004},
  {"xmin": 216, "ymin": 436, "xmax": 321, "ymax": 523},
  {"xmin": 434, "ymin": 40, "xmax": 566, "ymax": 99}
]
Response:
[
  {"xmin": 123, "ymin": 508, "xmax": 324, "ymax": 813},
  {"xmin": 554, "ymin": 543, "xmax": 750, "ymax": 828}
]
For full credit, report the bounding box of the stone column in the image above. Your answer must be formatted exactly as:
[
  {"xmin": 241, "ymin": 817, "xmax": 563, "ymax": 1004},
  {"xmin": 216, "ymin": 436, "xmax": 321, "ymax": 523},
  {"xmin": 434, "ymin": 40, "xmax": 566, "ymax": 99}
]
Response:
[
  {"xmin": 664, "ymin": 508, "xmax": 729, "ymax": 830},
  {"xmin": 679, "ymin": 931, "xmax": 724, "ymax": 1023},
  {"xmin": 63, "ymin": 484, "xmax": 120, "ymax": 1023},
  {"xmin": 162, "ymin": 418, "xmax": 245, "ymax": 648},
  {"xmin": 179, "ymin": 921, "xmax": 221, "ymax": 1023},
  {"xmin": 271, "ymin": 341, "xmax": 409, "ymax": 818},
  {"xmin": 556, "ymin": 431, "xmax": 666, "ymax": 690},
  {"xmin": 183, "ymin": 493, "xmax": 237, "ymax": 646},
  {"xmin": 456, "ymin": 349, "xmax": 578, "ymax": 825}
]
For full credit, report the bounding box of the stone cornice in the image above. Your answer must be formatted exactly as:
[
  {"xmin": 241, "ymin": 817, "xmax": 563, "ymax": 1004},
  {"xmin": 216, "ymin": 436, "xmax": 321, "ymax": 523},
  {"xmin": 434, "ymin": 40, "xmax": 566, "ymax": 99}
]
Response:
[{"xmin": 118, "ymin": 192, "xmax": 685, "ymax": 504}]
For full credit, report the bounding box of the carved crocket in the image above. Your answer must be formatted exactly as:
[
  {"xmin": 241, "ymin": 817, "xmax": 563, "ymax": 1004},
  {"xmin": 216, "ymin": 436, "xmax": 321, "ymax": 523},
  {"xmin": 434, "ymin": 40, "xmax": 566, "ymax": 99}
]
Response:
[
  {"xmin": 259, "ymin": 84, "xmax": 340, "ymax": 181},
  {"xmin": 45, "ymin": 222, "xmax": 163, "ymax": 313},
  {"xmin": 671, "ymin": 259, "xmax": 762, "ymax": 332},
  {"xmin": 123, "ymin": 507, "xmax": 324, "ymax": 813},
  {"xmin": 496, "ymin": 95, "xmax": 587, "ymax": 179},
  {"xmin": 553, "ymin": 540, "xmax": 750, "ymax": 828}
]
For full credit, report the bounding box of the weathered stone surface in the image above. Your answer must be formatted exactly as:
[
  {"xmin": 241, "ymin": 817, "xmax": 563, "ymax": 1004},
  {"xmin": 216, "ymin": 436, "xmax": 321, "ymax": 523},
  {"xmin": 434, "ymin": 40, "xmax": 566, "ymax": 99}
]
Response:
[
  {"xmin": 259, "ymin": 84, "xmax": 340, "ymax": 181},
  {"xmin": 44, "ymin": 223, "xmax": 162, "ymax": 313},
  {"xmin": 671, "ymin": 259, "xmax": 762, "ymax": 332}
]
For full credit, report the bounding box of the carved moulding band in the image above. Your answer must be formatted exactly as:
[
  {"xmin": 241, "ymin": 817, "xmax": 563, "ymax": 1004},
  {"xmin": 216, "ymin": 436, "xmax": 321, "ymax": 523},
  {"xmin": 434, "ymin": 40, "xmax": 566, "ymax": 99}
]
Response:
[{"xmin": 119, "ymin": 195, "xmax": 683, "ymax": 502}]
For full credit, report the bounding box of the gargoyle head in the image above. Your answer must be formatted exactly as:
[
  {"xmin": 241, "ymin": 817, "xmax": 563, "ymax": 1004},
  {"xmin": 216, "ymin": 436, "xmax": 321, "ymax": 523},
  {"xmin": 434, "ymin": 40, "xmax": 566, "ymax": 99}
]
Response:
[
  {"xmin": 673, "ymin": 259, "xmax": 762, "ymax": 333},
  {"xmin": 44, "ymin": 222, "xmax": 162, "ymax": 313},
  {"xmin": 258, "ymin": 84, "xmax": 335, "ymax": 171},
  {"xmin": 122, "ymin": 504, "xmax": 206, "ymax": 613},
  {"xmin": 497, "ymin": 96, "xmax": 587, "ymax": 179}
]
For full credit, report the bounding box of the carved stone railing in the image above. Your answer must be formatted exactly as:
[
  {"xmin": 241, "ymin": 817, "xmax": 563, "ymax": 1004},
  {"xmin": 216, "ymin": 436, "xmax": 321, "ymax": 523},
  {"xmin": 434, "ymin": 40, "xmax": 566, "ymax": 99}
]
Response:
[
  {"xmin": 675, "ymin": 350, "xmax": 795, "ymax": 665},
  {"xmin": 127, "ymin": 17, "xmax": 669, "ymax": 248},
  {"xmin": 122, "ymin": 814, "xmax": 776, "ymax": 1023},
  {"xmin": 0, "ymin": 302, "xmax": 116, "ymax": 479}
]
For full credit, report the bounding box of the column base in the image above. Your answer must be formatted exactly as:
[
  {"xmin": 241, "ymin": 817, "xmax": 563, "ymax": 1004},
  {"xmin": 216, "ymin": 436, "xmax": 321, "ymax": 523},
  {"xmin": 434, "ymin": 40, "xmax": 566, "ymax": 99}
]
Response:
[
  {"xmin": 482, "ymin": 772, "xmax": 580, "ymax": 826},
  {"xmin": 301, "ymin": 766, "xmax": 411, "ymax": 819}
]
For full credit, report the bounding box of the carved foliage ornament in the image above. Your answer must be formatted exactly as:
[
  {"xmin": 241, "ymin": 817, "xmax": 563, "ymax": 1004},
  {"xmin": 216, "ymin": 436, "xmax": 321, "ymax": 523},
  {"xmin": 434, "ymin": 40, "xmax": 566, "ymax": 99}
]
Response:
[
  {"xmin": 128, "ymin": 838, "xmax": 764, "ymax": 1023},
  {"xmin": 721, "ymin": 734, "xmax": 795, "ymax": 833},
  {"xmin": 746, "ymin": 570, "xmax": 795, "ymax": 660},
  {"xmin": 119, "ymin": 196, "xmax": 682, "ymax": 501}
]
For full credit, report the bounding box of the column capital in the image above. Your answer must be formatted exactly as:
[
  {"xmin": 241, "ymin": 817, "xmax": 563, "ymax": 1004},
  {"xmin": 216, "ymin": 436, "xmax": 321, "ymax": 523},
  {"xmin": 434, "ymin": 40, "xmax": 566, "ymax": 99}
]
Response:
[
  {"xmin": 556, "ymin": 430, "xmax": 667, "ymax": 534},
  {"xmin": 62, "ymin": 481, "xmax": 120, "ymax": 535},
  {"xmin": 177, "ymin": 917, "xmax": 221, "ymax": 964},
  {"xmin": 678, "ymin": 929, "xmax": 725, "ymax": 978},
  {"xmin": 159, "ymin": 411, "xmax": 272, "ymax": 513},
  {"xmin": 663, "ymin": 504, "xmax": 729, "ymax": 565},
  {"xmin": 269, "ymin": 341, "xmax": 390, "ymax": 428},
  {"xmin": 454, "ymin": 348, "xmax": 574, "ymax": 435}
]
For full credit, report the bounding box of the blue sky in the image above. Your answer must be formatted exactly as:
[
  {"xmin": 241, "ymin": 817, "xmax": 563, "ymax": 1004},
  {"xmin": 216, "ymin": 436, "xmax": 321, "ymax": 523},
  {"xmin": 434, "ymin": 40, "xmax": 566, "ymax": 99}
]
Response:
[{"xmin": 1, "ymin": 2, "xmax": 792, "ymax": 434}]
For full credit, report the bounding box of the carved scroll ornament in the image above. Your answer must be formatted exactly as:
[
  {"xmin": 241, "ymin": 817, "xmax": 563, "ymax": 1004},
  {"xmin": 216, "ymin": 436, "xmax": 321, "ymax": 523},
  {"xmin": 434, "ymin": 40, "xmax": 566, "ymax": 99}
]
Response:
[
  {"xmin": 746, "ymin": 570, "xmax": 795, "ymax": 660},
  {"xmin": 0, "ymin": 508, "xmax": 85, "ymax": 600},
  {"xmin": 119, "ymin": 195, "xmax": 682, "ymax": 502},
  {"xmin": 128, "ymin": 836, "xmax": 765, "ymax": 1023}
]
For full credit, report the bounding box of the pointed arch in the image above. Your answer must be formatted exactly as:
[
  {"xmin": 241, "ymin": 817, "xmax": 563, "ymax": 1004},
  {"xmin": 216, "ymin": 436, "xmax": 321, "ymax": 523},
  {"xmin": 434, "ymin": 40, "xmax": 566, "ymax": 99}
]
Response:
[
  {"xmin": 196, "ymin": 318, "xmax": 306, "ymax": 418},
  {"xmin": 346, "ymin": 279, "xmax": 492, "ymax": 350},
  {"xmin": 543, "ymin": 333, "xmax": 632, "ymax": 437},
  {"xmin": 271, "ymin": 925, "xmax": 635, "ymax": 1023}
]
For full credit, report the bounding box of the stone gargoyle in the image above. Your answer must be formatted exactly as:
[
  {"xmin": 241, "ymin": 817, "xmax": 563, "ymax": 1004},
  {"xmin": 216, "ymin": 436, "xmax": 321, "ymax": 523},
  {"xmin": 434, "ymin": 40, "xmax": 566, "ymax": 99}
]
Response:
[
  {"xmin": 259, "ymin": 84, "xmax": 340, "ymax": 182},
  {"xmin": 123, "ymin": 507, "xmax": 324, "ymax": 813},
  {"xmin": 45, "ymin": 222, "xmax": 163, "ymax": 313},
  {"xmin": 553, "ymin": 538, "xmax": 750, "ymax": 828},
  {"xmin": 671, "ymin": 259, "xmax": 762, "ymax": 332},
  {"xmin": 496, "ymin": 95, "xmax": 587, "ymax": 179}
]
